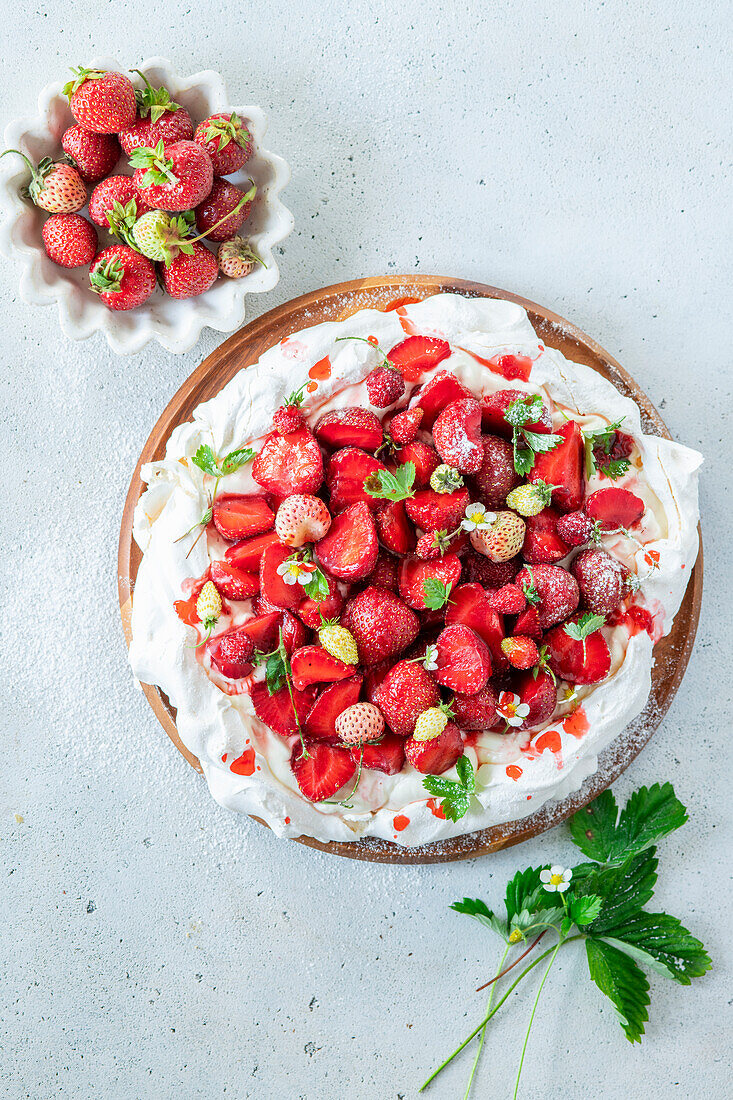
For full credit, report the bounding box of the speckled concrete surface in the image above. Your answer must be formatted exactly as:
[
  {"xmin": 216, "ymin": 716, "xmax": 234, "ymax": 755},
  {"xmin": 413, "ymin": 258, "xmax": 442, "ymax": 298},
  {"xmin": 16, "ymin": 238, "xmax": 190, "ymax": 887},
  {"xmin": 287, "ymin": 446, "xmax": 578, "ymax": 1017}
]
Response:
[{"xmin": 1, "ymin": 2, "xmax": 731, "ymax": 1098}]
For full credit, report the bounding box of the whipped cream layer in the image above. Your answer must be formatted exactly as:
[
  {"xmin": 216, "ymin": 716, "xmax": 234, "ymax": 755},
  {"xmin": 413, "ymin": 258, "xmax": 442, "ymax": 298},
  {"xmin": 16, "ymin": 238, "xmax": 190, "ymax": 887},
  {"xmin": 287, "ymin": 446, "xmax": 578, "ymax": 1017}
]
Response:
[{"xmin": 129, "ymin": 294, "xmax": 702, "ymax": 847}]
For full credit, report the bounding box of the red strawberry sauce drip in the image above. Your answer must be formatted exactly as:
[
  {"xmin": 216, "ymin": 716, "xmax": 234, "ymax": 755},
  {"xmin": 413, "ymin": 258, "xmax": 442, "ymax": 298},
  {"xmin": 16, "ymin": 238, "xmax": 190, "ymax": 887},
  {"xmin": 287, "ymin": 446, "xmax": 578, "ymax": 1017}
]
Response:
[
  {"xmin": 506, "ymin": 765, "xmax": 523, "ymax": 781},
  {"xmin": 427, "ymin": 797, "xmax": 446, "ymax": 819},
  {"xmin": 306, "ymin": 355, "xmax": 331, "ymax": 393},
  {"xmin": 230, "ymin": 747, "xmax": 256, "ymax": 775},
  {"xmin": 562, "ymin": 706, "xmax": 589, "ymax": 739},
  {"xmin": 607, "ymin": 600, "xmax": 663, "ymax": 642},
  {"xmin": 530, "ymin": 728, "xmax": 563, "ymax": 769},
  {"xmin": 393, "ymin": 814, "xmax": 410, "ymax": 831},
  {"xmin": 458, "ymin": 348, "xmax": 534, "ymax": 381},
  {"xmin": 384, "ymin": 296, "xmax": 421, "ymax": 311},
  {"xmin": 395, "ymin": 306, "xmax": 418, "ymax": 335}
]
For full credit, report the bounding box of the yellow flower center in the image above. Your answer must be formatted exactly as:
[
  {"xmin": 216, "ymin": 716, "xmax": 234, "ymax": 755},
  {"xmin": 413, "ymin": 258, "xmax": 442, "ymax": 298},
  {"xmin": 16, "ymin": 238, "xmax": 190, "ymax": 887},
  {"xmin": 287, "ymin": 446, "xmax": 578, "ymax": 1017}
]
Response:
[{"xmin": 550, "ymin": 873, "xmax": 564, "ymax": 886}]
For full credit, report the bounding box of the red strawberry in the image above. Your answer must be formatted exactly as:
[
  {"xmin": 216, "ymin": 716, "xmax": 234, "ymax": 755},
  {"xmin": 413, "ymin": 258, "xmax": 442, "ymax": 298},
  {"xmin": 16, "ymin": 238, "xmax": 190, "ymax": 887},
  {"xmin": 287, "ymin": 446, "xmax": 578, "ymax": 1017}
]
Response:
[
  {"xmin": 240, "ymin": 611, "xmax": 281, "ymax": 652},
  {"xmin": 64, "ymin": 67, "xmax": 137, "ymax": 133},
  {"xmin": 251, "ymin": 681, "xmax": 317, "ymax": 739},
  {"xmin": 118, "ymin": 73, "xmax": 194, "ymax": 155},
  {"xmin": 398, "ymin": 554, "xmax": 462, "ymax": 609},
  {"xmin": 461, "ymin": 551, "xmax": 520, "ymax": 589},
  {"xmin": 315, "ymin": 501, "xmax": 378, "ymax": 581},
  {"xmin": 61, "ymin": 126, "xmax": 119, "ymax": 182},
  {"xmin": 208, "ymin": 627, "xmax": 254, "ymax": 678},
  {"xmin": 387, "ymin": 335, "xmax": 451, "ymax": 382},
  {"xmin": 88, "ymin": 175, "xmax": 149, "ymax": 228},
  {"xmin": 571, "ymin": 548, "xmax": 627, "ymax": 615},
  {"xmin": 305, "ymin": 676, "xmax": 363, "ymax": 743},
  {"xmin": 516, "ymin": 564, "xmax": 579, "ymax": 628},
  {"xmin": 225, "ymin": 530, "xmax": 280, "ymax": 571},
  {"xmin": 159, "ymin": 240, "xmax": 218, "ymax": 299},
  {"xmin": 556, "ymin": 510, "xmax": 594, "ymax": 547},
  {"xmin": 471, "ymin": 434, "xmax": 520, "ymax": 508},
  {"xmin": 352, "ymin": 734, "xmax": 405, "ymax": 775},
  {"xmin": 195, "ymin": 178, "xmax": 254, "ymax": 241},
  {"xmin": 395, "ymin": 442, "xmax": 440, "ymax": 487},
  {"xmin": 375, "ymin": 501, "xmax": 415, "ymax": 554},
  {"xmin": 452, "ymin": 684, "xmax": 500, "ymax": 729},
  {"xmin": 415, "ymin": 529, "xmax": 467, "ymax": 560},
  {"xmin": 212, "ymin": 495, "xmax": 275, "ymax": 540},
  {"xmin": 42, "ymin": 213, "xmax": 97, "ymax": 267},
  {"xmin": 273, "ymin": 402, "xmax": 304, "ymax": 435},
  {"xmin": 522, "ymin": 507, "xmax": 571, "ymax": 564},
  {"xmin": 432, "ymin": 398, "xmax": 483, "ymax": 474},
  {"xmin": 131, "ymin": 139, "xmax": 213, "ymax": 211},
  {"xmin": 413, "ymin": 369, "xmax": 471, "ymax": 429},
  {"xmin": 89, "ymin": 245, "xmax": 156, "ymax": 310},
  {"xmin": 252, "ymin": 592, "xmax": 284, "ymax": 616},
  {"xmin": 194, "ymin": 112, "xmax": 253, "ymax": 175},
  {"xmin": 529, "ymin": 419, "xmax": 584, "ymax": 513},
  {"xmin": 363, "ymin": 549, "xmax": 400, "ymax": 592},
  {"xmin": 513, "ymin": 605, "xmax": 542, "ymax": 640},
  {"xmin": 326, "ymin": 447, "xmax": 384, "ymax": 512},
  {"xmin": 280, "ymin": 611, "xmax": 311, "ymax": 656},
  {"xmin": 444, "ymin": 583, "xmax": 506, "ymax": 669},
  {"xmin": 290, "ymin": 646, "xmax": 354, "ymax": 691},
  {"xmin": 252, "ymin": 427, "xmax": 324, "ymax": 496},
  {"xmin": 297, "ymin": 574, "xmax": 343, "ymax": 629},
  {"xmin": 480, "ymin": 389, "xmax": 552, "ymax": 438},
  {"xmin": 374, "ymin": 660, "xmax": 440, "ymax": 736},
  {"xmin": 434, "ymin": 624, "xmax": 490, "ymax": 693},
  {"xmin": 594, "ymin": 428, "xmax": 634, "ymax": 475},
  {"xmin": 363, "ymin": 660, "xmax": 391, "ymax": 704},
  {"xmin": 0, "ymin": 151, "xmax": 87, "ymax": 213},
  {"xmin": 487, "ymin": 583, "xmax": 526, "ymax": 614},
  {"xmin": 315, "ymin": 408, "xmax": 383, "ymax": 451},
  {"xmin": 513, "ymin": 667, "xmax": 557, "ymax": 727},
  {"xmin": 340, "ymin": 586, "xmax": 419, "ymax": 665},
  {"xmin": 585, "ymin": 487, "xmax": 645, "ymax": 530},
  {"xmin": 501, "ymin": 636, "xmax": 539, "ymax": 670},
  {"xmin": 260, "ymin": 541, "xmax": 302, "ymax": 610},
  {"xmin": 389, "ymin": 406, "xmax": 423, "ymax": 444},
  {"xmin": 404, "ymin": 722, "xmax": 464, "ymax": 774},
  {"xmin": 290, "ymin": 741, "xmax": 356, "ymax": 801},
  {"xmin": 545, "ymin": 618, "xmax": 611, "ymax": 684},
  {"xmin": 366, "ymin": 363, "xmax": 405, "ymax": 408},
  {"xmin": 404, "ymin": 487, "xmax": 470, "ymax": 532},
  {"xmin": 210, "ymin": 559, "xmax": 260, "ymax": 601}
]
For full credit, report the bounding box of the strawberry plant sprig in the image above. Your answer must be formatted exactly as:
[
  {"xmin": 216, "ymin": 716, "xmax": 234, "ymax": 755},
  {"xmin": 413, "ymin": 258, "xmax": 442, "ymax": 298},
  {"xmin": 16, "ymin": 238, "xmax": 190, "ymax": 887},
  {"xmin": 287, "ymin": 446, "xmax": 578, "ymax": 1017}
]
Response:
[
  {"xmin": 364, "ymin": 461, "xmax": 416, "ymax": 502},
  {"xmin": 419, "ymin": 783, "xmax": 710, "ymax": 1099},
  {"xmin": 583, "ymin": 418, "xmax": 631, "ymax": 480},
  {"xmin": 504, "ymin": 395, "xmax": 563, "ymax": 477},
  {"xmin": 423, "ymin": 755, "xmax": 475, "ymax": 822},
  {"xmin": 564, "ymin": 612, "xmax": 606, "ymax": 660},
  {"xmin": 422, "ymin": 578, "xmax": 454, "ymax": 610},
  {"xmin": 175, "ymin": 442, "xmax": 257, "ymax": 551}
]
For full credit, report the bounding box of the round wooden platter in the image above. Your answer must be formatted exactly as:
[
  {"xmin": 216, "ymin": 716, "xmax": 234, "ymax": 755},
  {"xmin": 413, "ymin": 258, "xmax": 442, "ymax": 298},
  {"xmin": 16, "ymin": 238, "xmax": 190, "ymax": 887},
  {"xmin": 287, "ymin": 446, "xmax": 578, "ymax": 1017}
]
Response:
[{"xmin": 118, "ymin": 275, "xmax": 703, "ymax": 865}]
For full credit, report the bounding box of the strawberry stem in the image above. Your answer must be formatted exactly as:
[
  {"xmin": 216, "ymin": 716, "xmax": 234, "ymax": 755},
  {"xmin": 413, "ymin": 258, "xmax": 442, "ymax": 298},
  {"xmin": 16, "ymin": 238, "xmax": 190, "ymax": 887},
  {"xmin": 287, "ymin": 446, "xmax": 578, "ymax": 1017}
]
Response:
[
  {"xmin": 475, "ymin": 930, "xmax": 547, "ymax": 992},
  {"xmin": 512, "ymin": 940, "xmax": 561, "ymax": 1099},
  {"xmin": 463, "ymin": 943, "xmax": 510, "ymax": 1100},
  {"xmin": 186, "ymin": 181, "xmax": 257, "ymax": 246}
]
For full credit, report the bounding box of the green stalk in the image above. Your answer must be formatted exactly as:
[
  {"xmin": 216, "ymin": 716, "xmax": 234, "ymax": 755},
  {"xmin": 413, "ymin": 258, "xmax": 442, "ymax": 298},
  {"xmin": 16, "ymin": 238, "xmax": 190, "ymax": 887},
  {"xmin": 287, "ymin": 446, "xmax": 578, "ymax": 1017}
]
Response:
[
  {"xmin": 462, "ymin": 944, "xmax": 509, "ymax": 1100},
  {"xmin": 512, "ymin": 939, "xmax": 562, "ymax": 1099}
]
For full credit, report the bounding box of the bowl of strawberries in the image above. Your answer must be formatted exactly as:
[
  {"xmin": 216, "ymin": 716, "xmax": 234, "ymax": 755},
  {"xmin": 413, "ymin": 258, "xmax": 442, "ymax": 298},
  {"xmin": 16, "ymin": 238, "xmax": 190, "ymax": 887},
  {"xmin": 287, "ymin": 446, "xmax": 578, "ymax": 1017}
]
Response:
[{"xmin": 0, "ymin": 56, "xmax": 293, "ymax": 354}]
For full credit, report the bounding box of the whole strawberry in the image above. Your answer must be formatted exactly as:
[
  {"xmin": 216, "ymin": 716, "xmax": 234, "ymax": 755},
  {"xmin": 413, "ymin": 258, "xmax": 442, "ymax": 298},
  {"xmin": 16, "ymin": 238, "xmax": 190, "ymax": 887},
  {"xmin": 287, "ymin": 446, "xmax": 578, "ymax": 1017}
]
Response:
[
  {"xmin": 335, "ymin": 702, "xmax": 384, "ymax": 746},
  {"xmin": 470, "ymin": 510, "xmax": 526, "ymax": 562},
  {"xmin": 131, "ymin": 209, "xmax": 195, "ymax": 263},
  {"xmin": 0, "ymin": 151, "xmax": 86, "ymax": 213},
  {"xmin": 63, "ymin": 67, "xmax": 137, "ymax": 134},
  {"xmin": 501, "ymin": 636, "xmax": 540, "ymax": 670},
  {"xmin": 118, "ymin": 71, "xmax": 194, "ymax": 155},
  {"xmin": 159, "ymin": 240, "xmax": 218, "ymax": 299},
  {"xmin": 556, "ymin": 510, "xmax": 595, "ymax": 547},
  {"xmin": 366, "ymin": 363, "xmax": 405, "ymax": 408},
  {"xmin": 194, "ymin": 112, "xmax": 253, "ymax": 176},
  {"xmin": 275, "ymin": 494, "xmax": 331, "ymax": 547},
  {"xmin": 195, "ymin": 179, "xmax": 256, "ymax": 241},
  {"xmin": 217, "ymin": 236, "xmax": 261, "ymax": 278},
  {"xmin": 273, "ymin": 389, "xmax": 306, "ymax": 434},
  {"xmin": 89, "ymin": 245, "xmax": 156, "ymax": 310},
  {"xmin": 42, "ymin": 213, "xmax": 97, "ymax": 267},
  {"xmin": 130, "ymin": 139, "xmax": 213, "ymax": 212},
  {"xmin": 61, "ymin": 126, "xmax": 120, "ymax": 183},
  {"xmin": 389, "ymin": 406, "xmax": 423, "ymax": 444},
  {"xmin": 88, "ymin": 175, "xmax": 150, "ymax": 230}
]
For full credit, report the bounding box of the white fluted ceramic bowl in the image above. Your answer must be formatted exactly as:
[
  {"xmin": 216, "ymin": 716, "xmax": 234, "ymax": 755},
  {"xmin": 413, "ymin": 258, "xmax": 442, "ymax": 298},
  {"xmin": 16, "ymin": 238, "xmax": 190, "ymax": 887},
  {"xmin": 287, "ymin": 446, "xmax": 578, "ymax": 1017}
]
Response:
[{"xmin": 0, "ymin": 56, "xmax": 293, "ymax": 354}]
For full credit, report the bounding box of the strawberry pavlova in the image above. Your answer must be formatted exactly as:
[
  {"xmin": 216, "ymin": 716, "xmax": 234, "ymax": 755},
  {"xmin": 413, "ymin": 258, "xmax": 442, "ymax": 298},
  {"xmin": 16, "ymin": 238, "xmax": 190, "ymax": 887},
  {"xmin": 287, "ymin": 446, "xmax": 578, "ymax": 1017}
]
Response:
[{"xmin": 128, "ymin": 294, "xmax": 701, "ymax": 848}]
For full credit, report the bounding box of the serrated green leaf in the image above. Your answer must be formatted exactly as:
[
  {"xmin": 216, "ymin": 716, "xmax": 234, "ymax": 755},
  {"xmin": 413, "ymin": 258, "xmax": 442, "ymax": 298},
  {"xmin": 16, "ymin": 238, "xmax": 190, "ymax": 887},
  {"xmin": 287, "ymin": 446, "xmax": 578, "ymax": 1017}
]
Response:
[
  {"xmin": 450, "ymin": 898, "xmax": 509, "ymax": 942},
  {"xmin": 513, "ymin": 440, "xmax": 535, "ymax": 477},
  {"xmin": 219, "ymin": 446, "xmax": 255, "ymax": 475},
  {"xmin": 422, "ymin": 775, "xmax": 455, "ymax": 798},
  {"xmin": 510, "ymin": 905, "xmax": 564, "ymax": 934},
  {"xmin": 422, "ymin": 578, "xmax": 453, "ymax": 610},
  {"xmin": 523, "ymin": 430, "xmax": 562, "ymax": 453},
  {"xmin": 191, "ymin": 444, "xmax": 222, "ymax": 478},
  {"xmin": 569, "ymin": 783, "xmax": 687, "ymax": 867},
  {"xmin": 586, "ymin": 938, "xmax": 650, "ymax": 1042},
  {"xmin": 455, "ymin": 754, "xmax": 474, "ymax": 792},
  {"xmin": 599, "ymin": 912, "xmax": 711, "ymax": 985},
  {"xmin": 504, "ymin": 867, "xmax": 545, "ymax": 924},
  {"xmin": 265, "ymin": 651, "xmax": 287, "ymax": 695},
  {"xmin": 301, "ymin": 567, "xmax": 330, "ymax": 601},
  {"xmin": 422, "ymin": 762, "xmax": 473, "ymax": 822},
  {"xmin": 363, "ymin": 461, "xmax": 415, "ymax": 502},
  {"xmin": 568, "ymin": 789, "xmax": 620, "ymax": 862},
  {"xmin": 569, "ymin": 893, "xmax": 604, "ymax": 927},
  {"xmin": 581, "ymin": 848, "xmax": 658, "ymax": 933}
]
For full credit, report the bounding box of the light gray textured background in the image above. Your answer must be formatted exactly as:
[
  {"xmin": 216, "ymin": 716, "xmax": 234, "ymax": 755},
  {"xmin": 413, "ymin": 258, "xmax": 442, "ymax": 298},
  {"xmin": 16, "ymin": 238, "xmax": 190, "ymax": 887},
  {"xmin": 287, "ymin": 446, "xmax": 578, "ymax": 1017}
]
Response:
[{"xmin": 1, "ymin": 2, "xmax": 731, "ymax": 1098}]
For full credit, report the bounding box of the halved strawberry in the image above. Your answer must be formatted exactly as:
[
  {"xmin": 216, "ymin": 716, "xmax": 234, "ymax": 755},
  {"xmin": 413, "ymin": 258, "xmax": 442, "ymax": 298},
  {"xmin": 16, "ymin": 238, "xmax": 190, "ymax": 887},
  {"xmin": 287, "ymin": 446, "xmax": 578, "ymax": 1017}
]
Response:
[
  {"xmin": 398, "ymin": 554, "xmax": 462, "ymax": 609},
  {"xmin": 545, "ymin": 619, "xmax": 611, "ymax": 684},
  {"xmin": 388, "ymin": 406, "xmax": 423, "ymax": 444},
  {"xmin": 364, "ymin": 549, "xmax": 399, "ymax": 592},
  {"xmin": 432, "ymin": 398, "xmax": 483, "ymax": 473},
  {"xmin": 260, "ymin": 541, "xmax": 302, "ymax": 610},
  {"xmin": 290, "ymin": 645, "xmax": 354, "ymax": 691},
  {"xmin": 251, "ymin": 680, "xmax": 318, "ymax": 738},
  {"xmin": 375, "ymin": 659, "xmax": 440, "ymax": 736},
  {"xmin": 405, "ymin": 487, "xmax": 470, "ymax": 532},
  {"xmin": 304, "ymin": 675, "xmax": 363, "ymax": 743},
  {"xmin": 297, "ymin": 574, "xmax": 343, "ymax": 629},
  {"xmin": 210, "ymin": 559, "xmax": 260, "ymax": 601},
  {"xmin": 280, "ymin": 610, "xmax": 310, "ymax": 655},
  {"xmin": 516, "ymin": 564, "xmax": 579, "ymax": 628},
  {"xmin": 395, "ymin": 441, "xmax": 440, "ymax": 487},
  {"xmin": 212, "ymin": 495, "xmax": 274, "ymax": 540},
  {"xmin": 314, "ymin": 407, "xmax": 383, "ymax": 451},
  {"xmin": 315, "ymin": 501, "xmax": 378, "ymax": 581},
  {"xmin": 352, "ymin": 734, "xmax": 406, "ymax": 775},
  {"xmin": 529, "ymin": 419, "xmax": 584, "ymax": 513},
  {"xmin": 585, "ymin": 487, "xmax": 645, "ymax": 530},
  {"xmin": 487, "ymin": 583, "xmax": 526, "ymax": 614},
  {"xmin": 480, "ymin": 389, "xmax": 552, "ymax": 438},
  {"xmin": 513, "ymin": 667, "xmax": 557, "ymax": 727},
  {"xmin": 252, "ymin": 427, "xmax": 324, "ymax": 496},
  {"xmin": 471, "ymin": 434, "xmax": 519, "ymax": 508},
  {"xmin": 387, "ymin": 334, "xmax": 451, "ymax": 382},
  {"xmin": 445, "ymin": 583, "xmax": 506, "ymax": 668},
  {"xmin": 404, "ymin": 722, "xmax": 464, "ymax": 774},
  {"xmin": 291, "ymin": 741, "xmax": 356, "ymax": 801},
  {"xmin": 240, "ymin": 611, "xmax": 282, "ymax": 651},
  {"xmin": 513, "ymin": 605, "xmax": 542, "ymax": 639},
  {"xmin": 452, "ymin": 684, "xmax": 500, "ymax": 729},
  {"xmin": 326, "ymin": 447, "xmax": 386, "ymax": 512},
  {"xmin": 207, "ymin": 627, "xmax": 254, "ymax": 678},
  {"xmin": 434, "ymin": 624, "xmax": 491, "ymax": 693},
  {"xmin": 363, "ymin": 659, "xmax": 391, "ymax": 704},
  {"xmin": 522, "ymin": 507, "xmax": 571, "ymax": 564},
  {"xmin": 225, "ymin": 530, "xmax": 280, "ymax": 571},
  {"xmin": 375, "ymin": 500, "xmax": 415, "ymax": 554},
  {"xmin": 341, "ymin": 586, "xmax": 419, "ymax": 665},
  {"xmin": 412, "ymin": 369, "xmax": 471, "ymax": 428}
]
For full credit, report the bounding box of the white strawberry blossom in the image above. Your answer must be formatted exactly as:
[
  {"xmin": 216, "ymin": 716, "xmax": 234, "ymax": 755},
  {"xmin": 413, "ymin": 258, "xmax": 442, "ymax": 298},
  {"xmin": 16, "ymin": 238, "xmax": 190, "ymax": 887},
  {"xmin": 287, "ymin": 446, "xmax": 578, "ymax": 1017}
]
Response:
[
  {"xmin": 276, "ymin": 558, "xmax": 317, "ymax": 586},
  {"xmin": 497, "ymin": 690, "xmax": 530, "ymax": 728},
  {"xmin": 540, "ymin": 865, "xmax": 573, "ymax": 893},
  {"xmin": 422, "ymin": 644, "xmax": 438, "ymax": 672},
  {"xmin": 461, "ymin": 502, "xmax": 497, "ymax": 532}
]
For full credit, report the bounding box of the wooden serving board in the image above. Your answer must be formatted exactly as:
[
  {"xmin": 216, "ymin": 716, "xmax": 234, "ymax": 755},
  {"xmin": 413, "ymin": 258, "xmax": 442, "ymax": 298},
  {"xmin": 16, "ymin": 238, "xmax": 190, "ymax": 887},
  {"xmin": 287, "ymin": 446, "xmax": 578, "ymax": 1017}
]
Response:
[{"xmin": 118, "ymin": 275, "xmax": 703, "ymax": 864}]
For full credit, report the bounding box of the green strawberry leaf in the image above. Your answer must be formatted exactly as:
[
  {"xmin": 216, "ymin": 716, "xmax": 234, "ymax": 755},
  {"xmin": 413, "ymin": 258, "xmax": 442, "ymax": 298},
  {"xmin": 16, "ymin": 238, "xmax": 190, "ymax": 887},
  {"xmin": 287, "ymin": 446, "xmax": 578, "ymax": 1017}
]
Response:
[
  {"xmin": 363, "ymin": 461, "xmax": 416, "ymax": 502},
  {"xmin": 422, "ymin": 756, "xmax": 474, "ymax": 822},
  {"xmin": 301, "ymin": 567, "xmax": 330, "ymax": 601},
  {"xmin": 422, "ymin": 578, "xmax": 453, "ymax": 610},
  {"xmin": 450, "ymin": 897, "xmax": 509, "ymax": 942},
  {"xmin": 580, "ymin": 848, "xmax": 659, "ymax": 933},
  {"xmin": 569, "ymin": 783, "xmax": 688, "ymax": 866},
  {"xmin": 597, "ymin": 911, "xmax": 712, "ymax": 985},
  {"xmin": 586, "ymin": 938, "xmax": 650, "ymax": 1043}
]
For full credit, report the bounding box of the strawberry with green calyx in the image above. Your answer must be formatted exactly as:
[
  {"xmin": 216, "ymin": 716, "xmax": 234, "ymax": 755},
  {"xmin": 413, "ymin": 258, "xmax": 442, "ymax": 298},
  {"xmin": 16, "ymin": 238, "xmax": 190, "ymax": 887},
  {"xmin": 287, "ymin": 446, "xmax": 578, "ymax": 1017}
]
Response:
[
  {"xmin": 63, "ymin": 67, "xmax": 137, "ymax": 133},
  {"xmin": 88, "ymin": 175, "xmax": 151, "ymax": 229},
  {"xmin": 130, "ymin": 139, "xmax": 213, "ymax": 211},
  {"xmin": 159, "ymin": 240, "xmax": 219, "ymax": 299},
  {"xmin": 335, "ymin": 335, "xmax": 406, "ymax": 408},
  {"xmin": 0, "ymin": 150, "xmax": 86, "ymax": 213},
  {"xmin": 118, "ymin": 71, "xmax": 193, "ymax": 156},
  {"xmin": 504, "ymin": 394, "xmax": 563, "ymax": 476},
  {"xmin": 89, "ymin": 244, "xmax": 156, "ymax": 311},
  {"xmin": 430, "ymin": 464, "xmax": 464, "ymax": 494},
  {"xmin": 506, "ymin": 479, "xmax": 556, "ymax": 517},
  {"xmin": 194, "ymin": 580, "xmax": 222, "ymax": 644},
  {"xmin": 318, "ymin": 618, "xmax": 359, "ymax": 665},
  {"xmin": 194, "ymin": 112, "xmax": 253, "ymax": 176},
  {"xmin": 131, "ymin": 69, "xmax": 184, "ymax": 123},
  {"xmin": 218, "ymin": 237, "xmax": 264, "ymax": 279},
  {"xmin": 415, "ymin": 528, "xmax": 463, "ymax": 561},
  {"xmin": 273, "ymin": 384, "xmax": 307, "ymax": 435},
  {"xmin": 413, "ymin": 701, "xmax": 456, "ymax": 742},
  {"xmin": 131, "ymin": 209, "xmax": 195, "ymax": 263}
]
